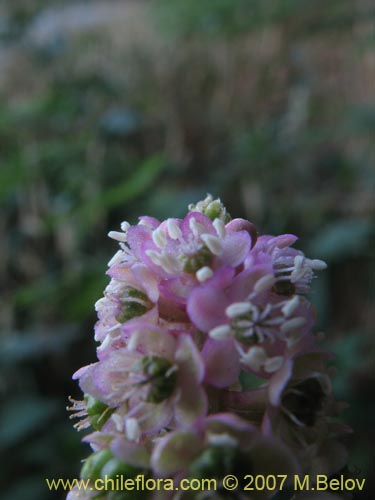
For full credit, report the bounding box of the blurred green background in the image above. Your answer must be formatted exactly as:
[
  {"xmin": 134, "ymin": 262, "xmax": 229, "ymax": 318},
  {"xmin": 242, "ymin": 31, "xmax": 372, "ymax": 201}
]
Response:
[{"xmin": 0, "ymin": 1, "xmax": 374, "ymax": 499}]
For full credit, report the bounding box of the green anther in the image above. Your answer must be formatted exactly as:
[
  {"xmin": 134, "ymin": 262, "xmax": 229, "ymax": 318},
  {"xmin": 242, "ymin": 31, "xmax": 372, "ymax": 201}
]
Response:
[
  {"xmin": 133, "ymin": 356, "xmax": 178, "ymax": 404},
  {"xmin": 115, "ymin": 287, "xmax": 151, "ymax": 323},
  {"xmin": 85, "ymin": 395, "xmax": 115, "ymax": 430},
  {"xmin": 116, "ymin": 302, "xmax": 148, "ymax": 323},
  {"xmin": 182, "ymin": 246, "xmax": 213, "ymax": 274},
  {"xmin": 124, "ymin": 287, "xmax": 149, "ymax": 302}
]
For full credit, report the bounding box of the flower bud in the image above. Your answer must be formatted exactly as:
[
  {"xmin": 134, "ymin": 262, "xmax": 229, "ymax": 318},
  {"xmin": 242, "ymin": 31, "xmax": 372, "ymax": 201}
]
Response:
[
  {"xmin": 80, "ymin": 450, "xmax": 113, "ymax": 480},
  {"xmin": 85, "ymin": 395, "xmax": 114, "ymax": 431},
  {"xmin": 188, "ymin": 194, "xmax": 231, "ymax": 222}
]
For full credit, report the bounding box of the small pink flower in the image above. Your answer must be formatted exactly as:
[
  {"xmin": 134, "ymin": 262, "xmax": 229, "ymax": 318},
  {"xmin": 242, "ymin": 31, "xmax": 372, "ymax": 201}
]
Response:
[{"xmin": 74, "ymin": 324, "xmax": 207, "ymax": 435}]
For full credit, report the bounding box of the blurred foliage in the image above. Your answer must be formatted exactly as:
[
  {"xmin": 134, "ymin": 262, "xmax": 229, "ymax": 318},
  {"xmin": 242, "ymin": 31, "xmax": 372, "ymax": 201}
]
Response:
[
  {"xmin": 155, "ymin": 0, "xmax": 367, "ymax": 38},
  {"xmin": 0, "ymin": 0, "xmax": 374, "ymax": 499}
]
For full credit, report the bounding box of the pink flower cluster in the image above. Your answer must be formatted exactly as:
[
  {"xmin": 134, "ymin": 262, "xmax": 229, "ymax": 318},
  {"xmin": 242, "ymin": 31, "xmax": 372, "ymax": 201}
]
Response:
[{"xmin": 68, "ymin": 196, "xmax": 349, "ymax": 500}]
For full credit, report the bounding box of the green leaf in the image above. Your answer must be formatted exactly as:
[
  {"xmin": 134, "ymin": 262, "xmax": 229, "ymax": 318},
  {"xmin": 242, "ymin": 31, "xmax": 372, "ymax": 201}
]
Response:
[{"xmin": 52, "ymin": 153, "xmax": 167, "ymax": 230}]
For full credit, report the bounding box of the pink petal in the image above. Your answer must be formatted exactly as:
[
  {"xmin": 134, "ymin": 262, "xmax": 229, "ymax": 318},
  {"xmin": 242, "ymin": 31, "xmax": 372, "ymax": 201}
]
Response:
[
  {"xmin": 111, "ymin": 438, "xmax": 150, "ymax": 469},
  {"xmin": 186, "ymin": 268, "xmax": 234, "ymax": 331},
  {"xmin": 222, "ymin": 387, "xmax": 267, "ymax": 414},
  {"xmin": 226, "ymin": 218, "xmax": 258, "ymax": 248},
  {"xmin": 175, "ymin": 384, "xmax": 207, "ymax": 426},
  {"xmin": 181, "ymin": 212, "xmax": 214, "ymax": 239},
  {"xmin": 176, "ymin": 334, "xmax": 205, "ymax": 383},
  {"xmin": 138, "ymin": 216, "xmax": 160, "ymax": 229},
  {"xmin": 138, "ymin": 400, "xmax": 174, "ymax": 435},
  {"xmin": 268, "ymin": 358, "xmax": 293, "ymax": 406},
  {"xmin": 127, "ymin": 225, "xmax": 152, "ymax": 260},
  {"xmin": 72, "ymin": 363, "xmax": 95, "ymax": 380},
  {"xmin": 202, "ymin": 339, "xmax": 240, "ymax": 388},
  {"xmin": 228, "ymin": 263, "xmax": 273, "ymax": 302},
  {"xmin": 151, "ymin": 430, "xmax": 202, "ymax": 476},
  {"xmin": 221, "ymin": 230, "xmax": 251, "ymax": 267},
  {"xmin": 205, "ymin": 413, "xmax": 257, "ymax": 434},
  {"xmin": 131, "ymin": 263, "xmax": 159, "ymax": 302},
  {"xmin": 106, "ymin": 263, "xmax": 133, "ymax": 281},
  {"xmin": 268, "ymin": 234, "xmax": 298, "ymax": 249},
  {"xmin": 128, "ymin": 325, "xmax": 177, "ymax": 360}
]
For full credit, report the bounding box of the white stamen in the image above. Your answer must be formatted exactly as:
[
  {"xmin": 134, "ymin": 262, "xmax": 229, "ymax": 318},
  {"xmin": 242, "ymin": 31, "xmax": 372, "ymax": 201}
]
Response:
[
  {"xmin": 248, "ymin": 304, "xmax": 260, "ymax": 322},
  {"xmin": 138, "ymin": 219, "xmax": 154, "ymax": 228},
  {"xmin": 106, "ymin": 324, "xmax": 121, "ymax": 333},
  {"xmin": 108, "ymin": 231, "xmax": 127, "ymax": 242},
  {"xmin": 165, "ymin": 364, "xmax": 178, "ymax": 378},
  {"xmin": 310, "ymin": 259, "xmax": 328, "ymax": 271},
  {"xmin": 121, "ymin": 221, "xmax": 130, "ymax": 232},
  {"xmin": 240, "ymin": 346, "xmax": 267, "ymax": 371},
  {"xmin": 107, "ymin": 250, "xmax": 124, "ymax": 267},
  {"xmin": 281, "ymin": 296, "xmax": 300, "ymax": 318},
  {"xmin": 294, "ymin": 255, "xmax": 305, "ymax": 270},
  {"xmin": 286, "ymin": 330, "xmax": 302, "ymax": 348},
  {"xmin": 264, "ymin": 356, "xmax": 284, "ymax": 373},
  {"xmin": 207, "ymin": 433, "xmax": 238, "ymax": 447},
  {"xmin": 73, "ymin": 418, "xmax": 91, "ymax": 431},
  {"xmin": 189, "ymin": 217, "xmax": 205, "ymax": 237},
  {"xmin": 146, "ymin": 249, "xmax": 163, "ymax": 266},
  {"xmin": 209, "ymin": 324, "xmax": 233, "ymax": 340},
  {"xmin": 213, "ymin": 218, "xmax": 226, "ymax": 238},
  {"xmin": 201, "ymin": 234, "xmax": 223, "ymax": 256},
  {"xmin": 167, "ymin": 219, "xmax": 182, "ymax": 240},
  {"xmin": 97, "ymin": 333, "xmax": 113, "ymax": 351},
  {"xmin": 235, "ymin": 320, "xmax": 253, "ymax": 328},
  {"xmin": 111, "ymin": 413, "xmax": 124, "ymax": 432},
  {"xmin": 152, "ymin": 227, "xmax": 167, "ymax": 249},
  {"xmin": 69, "ymin": 409, "xmax": 88, "ymax": 420},
  {"xmin": 160, "ymin": 254, "xmax": 179, "ymax": 274},
  {"xmin": 126, "ymin": 400, "xmax": 146, "ymax": 419},
  {"xmin": 125, "ymin": 418, "xmax": 141, "ymax": 441},
  {"xmin": 196, "ymin": 266, "xmax": 213, "ymax": 282},
  {"xmin": 254, "ymin": 274, "xmax": 276, "ymax": 294},
  {"xmin": 259, "ymin": 303, "xmax": 273, "ymax": 320},
  {"xmin": 146, "ymin": 250, "xmax": 179, "ymax": 274},
  {"xmin": 94, "ymin": 297, "xmax": 107, "ymax": 312},
  {"xmin": 67, "ymin": 397, "xmax": 86, "ymax": 410},
  {"xmin": 263, "ymin": 317, "xmax": 285, "ymax": 327},
  {"xmin": 254, "ymin": 325, "xmax": 267, "ymax": 343},
  {"xmin": 281, "ymin": 316, "xmax": 307, "ymax": 334},
  {"xmin": 291, "ymin": 255, "xmax": 308, "ymax": 282},
  {"xmin": 226, "ymin": 302, "xmax": 252, "ymax": 318}
]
